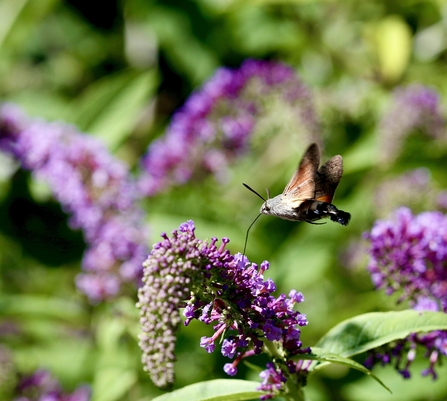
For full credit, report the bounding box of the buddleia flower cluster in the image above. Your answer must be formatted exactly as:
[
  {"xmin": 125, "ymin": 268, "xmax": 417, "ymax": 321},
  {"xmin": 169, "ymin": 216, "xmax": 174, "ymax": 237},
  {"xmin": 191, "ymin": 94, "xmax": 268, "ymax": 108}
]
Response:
[
  {"xmin": 0, "ymin": 104, "xmax": 149, "ymax": 303},
  {"xmin": 138, "ymin": 59, "xmax": 320, "ymax": 196},
  {"xmin": 378, "ymin": 84, "xmax": 445, "ymax": 164},
  {"xmin": 364, "ymin": 207, "xmax": 447, "ymax": 378},
  {"xmin": 137, "ymin": 220, "xmax": 310, "ymax": 398}
]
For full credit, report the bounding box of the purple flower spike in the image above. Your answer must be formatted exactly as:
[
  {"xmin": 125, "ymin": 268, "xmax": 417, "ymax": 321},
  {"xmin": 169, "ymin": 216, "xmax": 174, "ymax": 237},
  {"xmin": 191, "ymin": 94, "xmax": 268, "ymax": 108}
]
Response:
[
  {"xmin": 138, "ymin": 59, "xmax": 320, "ymax": 196},
  {"xmin": 365, "ymin": 207, "xmax": 447, "ymax": 308},
  {"xmin": 137, "ymin": 220, "xmax": 309, "ymax": 391},
  {"xmin": 0, "ymin": 104, "xmax": 149, "ymax": 303},
  {"xmin": 365, "ymin": 207, "xmax": 447, "ymax": 379}
]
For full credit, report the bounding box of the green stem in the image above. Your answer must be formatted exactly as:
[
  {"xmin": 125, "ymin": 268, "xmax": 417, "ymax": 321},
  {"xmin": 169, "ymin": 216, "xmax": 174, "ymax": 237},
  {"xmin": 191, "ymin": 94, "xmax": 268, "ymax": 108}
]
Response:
[
  {"xmin": 264, "ymin": 339, "xmax": 282, "ymax": 359},
  {"xmin": 284, "ymin": 377, "xmax": 306, "ymax": 401}
]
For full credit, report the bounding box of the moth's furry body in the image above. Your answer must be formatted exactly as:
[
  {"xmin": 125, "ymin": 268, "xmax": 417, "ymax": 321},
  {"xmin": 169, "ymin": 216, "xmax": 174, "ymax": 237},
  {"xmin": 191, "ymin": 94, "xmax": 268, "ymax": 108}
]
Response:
[
  {"xmin": 261, "ymin": 198, "xmax": 350, "ymax": 225},
  {"xmin": 258, "ymin": 143, "xmax": 351, "ymax": 226}
]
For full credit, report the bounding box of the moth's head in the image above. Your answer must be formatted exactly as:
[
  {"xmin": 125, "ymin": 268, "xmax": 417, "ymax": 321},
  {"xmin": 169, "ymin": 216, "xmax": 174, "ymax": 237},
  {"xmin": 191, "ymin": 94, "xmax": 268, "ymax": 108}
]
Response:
[{"xmin": 260, "ymin": 199, "xmax": 272, "ymax": 215}]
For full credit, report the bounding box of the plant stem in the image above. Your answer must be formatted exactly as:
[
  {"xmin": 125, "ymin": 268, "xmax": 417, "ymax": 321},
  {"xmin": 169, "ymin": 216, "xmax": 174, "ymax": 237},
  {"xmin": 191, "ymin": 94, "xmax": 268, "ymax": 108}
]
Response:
[{"xmin": 284, "ymin": 377, "xmax": 306, "ymax": 401}]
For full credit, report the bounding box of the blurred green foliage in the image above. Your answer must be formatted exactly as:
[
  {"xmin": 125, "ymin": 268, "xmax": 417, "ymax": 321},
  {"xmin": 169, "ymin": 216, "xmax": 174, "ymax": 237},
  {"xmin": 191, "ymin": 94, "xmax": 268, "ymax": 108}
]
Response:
[{"xmin": 1, "ymin": 0, "xmax": 447, "ymax": 400}]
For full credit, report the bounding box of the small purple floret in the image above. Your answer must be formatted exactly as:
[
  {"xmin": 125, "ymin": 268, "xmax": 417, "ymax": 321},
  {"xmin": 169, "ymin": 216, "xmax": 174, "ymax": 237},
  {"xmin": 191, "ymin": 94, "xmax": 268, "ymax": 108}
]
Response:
[
  {"xmin": 221, "ymin": 339, "xmax": 237, "ymax": 358},
  {"xmin": 200, "ymin": 336, "xmax": 215, "ymax": 353},
  {"xmin": 223, "ymin": 363, "xmax": 237, "ymax": 376}
]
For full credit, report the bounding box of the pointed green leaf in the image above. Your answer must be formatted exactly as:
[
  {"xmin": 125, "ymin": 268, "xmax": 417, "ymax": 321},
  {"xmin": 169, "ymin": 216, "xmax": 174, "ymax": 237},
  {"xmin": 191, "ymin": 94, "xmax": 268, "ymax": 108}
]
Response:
[
  {"xmin": 342, "ymin": 133, "xmax": 379, "ymax": 173},
  {"xmin": 0, "ymin": 294, "xmax": 86, "ymax": 323},
  {"xmin": 64, "ymin": 69, "xmax": 158, "ymax": 149},
  {"xmin": 316, "ymin": 310, "xmax": 447, "ymax": 357},
  {"xmin": 298, "ymin": 347, "xmax": 391, "ymax": 393},
  {"xmin": 0, "ymin": 0, "xmax": 59, "ymax": 50},
  {"xmin": 152, "ymin": 379, "xmax": 261, "ymax": 401}
]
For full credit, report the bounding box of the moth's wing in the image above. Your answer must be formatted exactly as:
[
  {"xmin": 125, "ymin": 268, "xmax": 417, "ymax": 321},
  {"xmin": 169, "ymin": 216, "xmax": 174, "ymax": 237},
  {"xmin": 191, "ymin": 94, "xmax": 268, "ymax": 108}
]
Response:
[
  {"xmin": 281, "ymin": 143, "xmax": 320, "ymax": 207},
  {"xmin": 314, "ymin": 155, "xmax": 343, "ymax": 203}
]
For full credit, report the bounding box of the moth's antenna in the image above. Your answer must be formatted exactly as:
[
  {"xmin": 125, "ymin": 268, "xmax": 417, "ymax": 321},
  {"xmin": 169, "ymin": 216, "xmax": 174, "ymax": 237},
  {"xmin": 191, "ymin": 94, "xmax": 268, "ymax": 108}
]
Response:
[
  {"xmin": 243, "ymin": 213, "xmax": 262, "ymax": 256},
  {"xmin": 266, "ymin": 188, "xmax": 271, "ymax": 199},
  {"xmin": 243, "ymin": 183, "xmax": 266, "ymax": 202}
]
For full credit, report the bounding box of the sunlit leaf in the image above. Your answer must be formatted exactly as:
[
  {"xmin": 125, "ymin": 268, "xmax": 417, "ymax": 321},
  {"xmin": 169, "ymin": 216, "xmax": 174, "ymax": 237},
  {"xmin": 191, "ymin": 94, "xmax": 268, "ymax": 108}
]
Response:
[
  {"xmin": 152, "ymin": 379, "xmax": 261, "ymax": 401},
  {"xmin": 316, "ymin": 310, "xmax": 447, "ymax": 356},
  {"xmin": 299, "ymin": 347, "xmax": 391, "ymax": 393},
  {"xmin": 64, "ymin": 69, "xmax": 158, "ymax": 149},
  {"xmin": 0, "ymin": 294, "xmax": 86, "ymax": 323},
  {"xmin": 342, "ymin": 134, "xmax": 378, "ymax": 173},
  {"xmin": 0, "ymin": 0, "xmax": 59, "ymax": 50}
]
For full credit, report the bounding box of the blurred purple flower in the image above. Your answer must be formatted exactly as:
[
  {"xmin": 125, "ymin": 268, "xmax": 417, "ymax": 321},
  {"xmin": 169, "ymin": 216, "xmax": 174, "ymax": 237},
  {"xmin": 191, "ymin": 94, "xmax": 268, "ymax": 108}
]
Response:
[
  {"xmin": 436, "ymin": 191, "xmax": 447, "ymax": 211},
  {"xmin": 374, "ymin": 168, "xmax": 439, "ymax": 217},
  {"xmin": 364, "ymin": 207, "xmax": 447, "ymax": 378},
  {"xmin": 365, "ymin": 207, "xmax": 447, "ymax": 307},
  {"xmin": 0, "ymin": 104, "xmax": 149, "ymax": 303},
  {"xmin": 137, "ymin": 220, "xmax": 310, "ymax": 396},
  {"xmin": 378, "ymin": 84, "xmax": 445, "ymax": 163},
  {"xmin": 138, "ymin": 59, "xmax": 320, "ymax": 196},
  {"xmin": 14, "ymin": 369, "xmax": 90, "ymax": 401}
]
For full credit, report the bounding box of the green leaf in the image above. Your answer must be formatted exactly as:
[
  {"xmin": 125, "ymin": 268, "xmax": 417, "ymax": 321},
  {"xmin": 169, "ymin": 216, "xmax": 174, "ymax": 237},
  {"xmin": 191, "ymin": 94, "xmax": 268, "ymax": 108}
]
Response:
[
  {"xmin": 299, "ymin": 347, "xmax": 391, "ymax": 393},
  {"xmin": 91, "ymin": 368, "xmax": 137, "ymax": 401},
  {"xmin": 202, "ymin": 0, "xmax": 324, "ymax": 14},
  {"xmin": 145, "ymin": 7, "xmax": 218, "ymax": 86},
  {"xmin": 341, "ymin": 361, "xmax": 447, "ymax": 401},
  {"xmin": 63, "ymin": 69, "xmax": 158, "ymax": 149},
  {"xmin": 342, "ymin": 133, "xmax": 379, "ymax": 173},
  {"xmin": 0, "ymin": 294, "xmax": 86, "ymax": 323},
  {"xmin": 0, "ymin": 0, "xmax": 59, "ymax": 51},
  {"xmin": 151, "ymin": 379, "xmax": 262, "ymax": 401},
  {"xmin": 315, "ymin": 310, "xmax": 447, "ymax": 357}
]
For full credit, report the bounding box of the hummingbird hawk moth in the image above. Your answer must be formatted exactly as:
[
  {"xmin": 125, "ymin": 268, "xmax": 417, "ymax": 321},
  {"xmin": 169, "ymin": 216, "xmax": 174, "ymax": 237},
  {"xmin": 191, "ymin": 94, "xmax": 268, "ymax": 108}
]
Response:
[{"xmin": 244, "ymin": 143, "xmax": 351, "ymax": 232}]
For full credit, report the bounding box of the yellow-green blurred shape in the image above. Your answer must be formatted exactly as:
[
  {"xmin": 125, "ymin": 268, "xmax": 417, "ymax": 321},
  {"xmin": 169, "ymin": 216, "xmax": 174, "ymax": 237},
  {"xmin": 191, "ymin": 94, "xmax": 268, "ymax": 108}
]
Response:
[
  {"xmin": 367, "ymin": 15, "xmax": 412, "ymax": 84},
  {"xmin": 0, "ymin": 0, "xmax": 59, "ymax": 51}
]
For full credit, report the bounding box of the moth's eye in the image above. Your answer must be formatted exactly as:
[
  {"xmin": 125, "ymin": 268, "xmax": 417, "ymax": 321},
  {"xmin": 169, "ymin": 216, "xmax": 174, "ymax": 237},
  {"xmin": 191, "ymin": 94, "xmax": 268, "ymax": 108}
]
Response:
[{"xmin": 263, "ymin": 204, "xmax": 270, "ymax": 211}]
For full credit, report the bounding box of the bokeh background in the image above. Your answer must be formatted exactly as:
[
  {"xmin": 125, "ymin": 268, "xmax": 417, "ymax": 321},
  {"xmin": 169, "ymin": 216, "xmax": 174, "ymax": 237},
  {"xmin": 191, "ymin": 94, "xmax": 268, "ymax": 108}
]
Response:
[{"xmin": 1, "ymin": 0, "xmax": 447, "ymax": 400}]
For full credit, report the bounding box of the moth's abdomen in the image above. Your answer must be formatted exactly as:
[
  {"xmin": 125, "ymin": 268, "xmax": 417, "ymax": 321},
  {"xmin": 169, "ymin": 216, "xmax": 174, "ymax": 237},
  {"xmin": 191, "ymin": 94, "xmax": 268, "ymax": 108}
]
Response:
[
  {"xmin": 299, "ymin": 200, "xmax": 351, "ymax": 226},
  {"xmin": 329, "ymin": 209, "xmax": 351, "ymax": 226}
]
